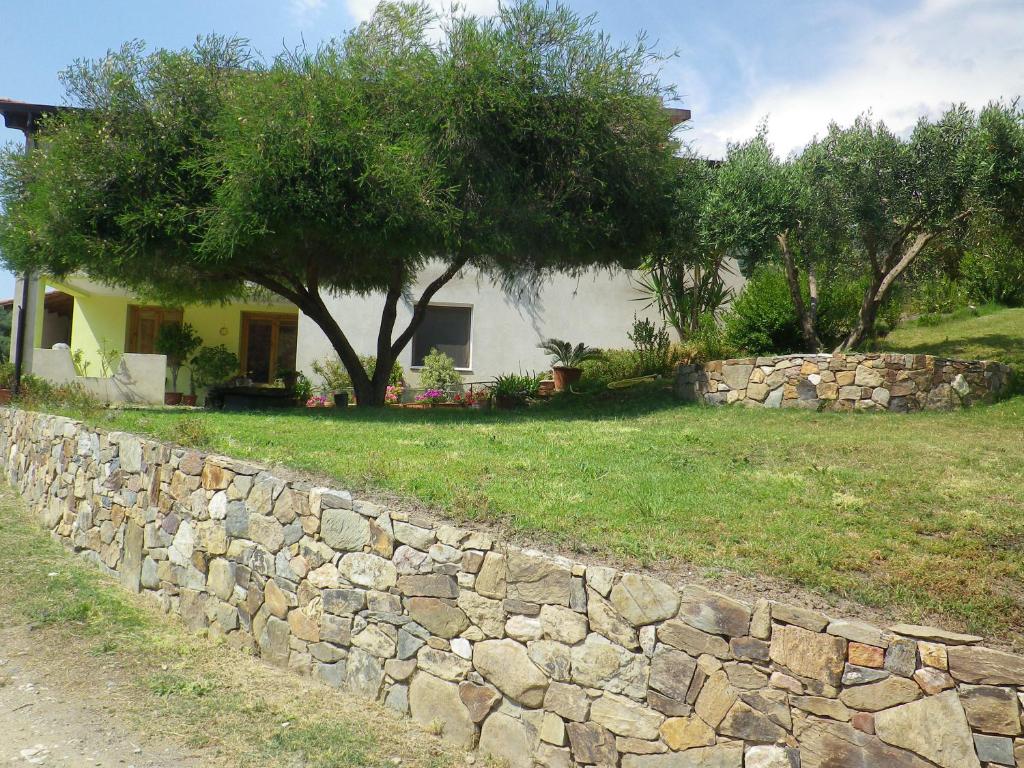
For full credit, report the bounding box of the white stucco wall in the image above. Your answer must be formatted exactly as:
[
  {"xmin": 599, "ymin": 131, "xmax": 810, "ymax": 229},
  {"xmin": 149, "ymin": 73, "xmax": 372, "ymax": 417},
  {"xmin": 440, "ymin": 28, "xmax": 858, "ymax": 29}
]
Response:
[{"xmin": 296, "ymin": 263, "xmax": 745, "ymax": 386}]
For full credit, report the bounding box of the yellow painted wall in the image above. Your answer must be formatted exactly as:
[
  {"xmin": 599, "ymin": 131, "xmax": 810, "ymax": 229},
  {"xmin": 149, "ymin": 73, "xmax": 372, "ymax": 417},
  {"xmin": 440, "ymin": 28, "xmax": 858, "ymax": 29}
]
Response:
[
  {"xmin": 66, "ymin": 291, "xmax": 297, "ymax": 393},
  {"xmin": 69, "ymin": 294, "xmax": 129, "ymax": 377}
]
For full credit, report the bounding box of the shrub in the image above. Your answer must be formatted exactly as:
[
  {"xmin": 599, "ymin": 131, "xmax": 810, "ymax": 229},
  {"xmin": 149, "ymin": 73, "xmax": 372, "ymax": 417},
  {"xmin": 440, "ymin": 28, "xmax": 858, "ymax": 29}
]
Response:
[
  {"xmin": 155, "ymin": 323, "xmax": 201, "ymax": 393},
  {"xmin": 0, "ymin": 361, "xmax": 13, "ymax": 389},
  {"xmin": 723, "ymin": 265, "xmax": 902, "ymax": 354},
  {"xmin": 961, "ymin": 244, "xmax": 1024, "ymax": 307},
  {"xmin": 910, "ymin": 274, "xmax": 968, "ymax": 316},
  {"xmin": 723, "ymin": 266, "xmax": 803, "ymax": 354},
  {"xmin": 490, "ymin": 372, "xmax": 542, "ymax": 406},
  {"xmin": 292, "ymin": 373, "xmax": 313, "ymax": 403},
  {"xmin": 190, "ymin": 345, "xmax": 239, "ymax": 392},
  {"xmin": 579, "ymin": 349, "xmax": 641, "ymax": 387},
  {"xmin": 312, "ymin": 355, "xmax": 404, "ymax": 394},
  {"xmin": 628, "ymin": 315, "xmax": 672, "ymax": 376},
  {"xmin": 676, "ymin": 313, "xmax": 736, "ymax": 363},
  {"xmin": 419, "ymin": 349, "xmax": 462, "ymax": 392}
]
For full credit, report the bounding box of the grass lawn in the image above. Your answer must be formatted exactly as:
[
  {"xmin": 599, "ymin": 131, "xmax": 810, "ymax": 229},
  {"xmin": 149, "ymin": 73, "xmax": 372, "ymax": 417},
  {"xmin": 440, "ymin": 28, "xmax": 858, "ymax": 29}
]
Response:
[
  {"xmin": 879, "ymin": 304, "xmax": 1024, "ymax": 370},
  {"xmin": 0, "ymin": 485, "xmax": 454, "ymax": 767},
  {"xmin": 81, "ymin": 308, "xmax": 1024, "ymax": 643}
]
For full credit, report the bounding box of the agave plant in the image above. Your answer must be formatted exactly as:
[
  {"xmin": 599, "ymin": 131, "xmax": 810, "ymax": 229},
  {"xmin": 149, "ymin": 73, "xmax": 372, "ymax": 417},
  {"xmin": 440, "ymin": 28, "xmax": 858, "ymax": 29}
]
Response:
[{"xmin": 538, "ymin": 338, "xmax": 603, "ymax": 368}]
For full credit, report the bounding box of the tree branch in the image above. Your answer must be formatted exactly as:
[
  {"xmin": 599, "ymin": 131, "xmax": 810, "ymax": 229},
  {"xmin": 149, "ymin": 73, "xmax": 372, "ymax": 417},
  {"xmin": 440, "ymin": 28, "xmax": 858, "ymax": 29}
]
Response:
[{"xmin": 389, "ymin": 256, "xmax": 470, "ymax": 358}]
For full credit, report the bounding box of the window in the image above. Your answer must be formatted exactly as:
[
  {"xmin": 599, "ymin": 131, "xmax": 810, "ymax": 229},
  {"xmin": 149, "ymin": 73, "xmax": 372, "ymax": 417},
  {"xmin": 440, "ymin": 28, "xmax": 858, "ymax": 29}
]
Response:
[
  {"xmin": 411, "ymin": 305, "xmax": 472, "ymax": 369},
  {"xmin": 240, "ymin": 312, "xmax": 298, "ymax": 384},
  {"xmin": 126, "ymin": 305, "xmax": 183, "ymax": 354}
]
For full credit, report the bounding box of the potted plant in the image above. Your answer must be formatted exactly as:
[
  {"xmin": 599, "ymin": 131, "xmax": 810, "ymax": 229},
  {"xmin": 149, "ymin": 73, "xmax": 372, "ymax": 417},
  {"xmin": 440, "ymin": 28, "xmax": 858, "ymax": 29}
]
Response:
[
  {"xmin": 190, "ymin": 345, "xmax": 239, "ymax": 406},
  {"xmin": 538, "ymin": 338, "xmax": 602, "ymax": 392},
  {"xmin": 414, "ymin": 388, "xmax": 448, "ymax": 407},
  {"xmin": 491, "ymin": 372, "xmax": 542, "ymax": 409},
  {"xmin": 156, "ymin": 322, "xmax": 202, "ymax": 405}
]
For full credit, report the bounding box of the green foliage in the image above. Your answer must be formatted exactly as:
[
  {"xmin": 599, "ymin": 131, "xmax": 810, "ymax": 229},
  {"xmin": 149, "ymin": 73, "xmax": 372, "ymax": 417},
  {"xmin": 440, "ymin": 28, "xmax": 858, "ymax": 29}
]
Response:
[
  {"xmin": 0, "ymin": 309, "xmax": 10, "ymax": 363},
  {"xmin": 312, "ymin": 357, "xmax": 351, "ymax": 393},
  {"xmin": 638, "ymin": 157, "xmax": 736, "ymax": 336},
  {"xmin": 71, "ymin": 349, "xmax": 90, "ymax": 377},
  {"xmin": 362, "ymin": 356, "xmax": 404, "ymax": 387},
  {"xmin": 190, "ymin": 345, "xmax": 240, "ymax": 391},
  {"xmin": 418, "ymin": 349, "xmax": 462, "ymax": 392},
  {"xmin": 538, "ymin": 339, "xmax": 602, "ymax": 368},
  {"xmin": 0, "ymin": 361, "xmax": 14, "ymax": 389},
  {"xmin": 0, "ymin": 3, "xmax": 681, "ymax": 406},
  {"xmin": 579, "ymin": 349, "xmax": 643, "ymax": 387},
  {"xmin": 98, "ymin": 338, "xmax": 121, "ymax": 378},
  {"xmin": 724, "ymin": 265, "xmax": 902, "ymax": 354},
  {"xmin": 155, "ymin": 322, "xmax": 202, "ymax": 392},
  {"xmin": 313, "ymin": 355, "xmax": 403, "ymax": 394},
  {"xmin": 490, "ymin": 372, "xmax": 542, "ymax": 406},
  {"xmin": 627, "ymin": 315, "xmax": 672, "ymax": 376},
  {"xmin": 723, "ymin": 266, "xmax": 802, "ymax": 354},
  {"xmin": 676, "ymin": 313, "xmax": 736, "ymax": 363},
  {"xmin": 961, "ymin": 235, "xmax": 1024, "ymax": 307},
  {"xmin": 293, "ymin": 373, "xmax": 314, "ymax": 403},
  {"xmin": 911, "ymin": 274, "xmax": 969, "ymax": 316},
  {"xmin": 172, "ymin": 415, "xmax": 212, "ymax": 449}
]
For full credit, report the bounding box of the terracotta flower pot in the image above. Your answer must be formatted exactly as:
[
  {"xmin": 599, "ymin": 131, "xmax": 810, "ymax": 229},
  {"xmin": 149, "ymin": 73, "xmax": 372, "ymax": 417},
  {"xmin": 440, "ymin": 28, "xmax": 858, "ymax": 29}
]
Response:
[
  {"xmin": 181, "ymin": 394, "xmax": 198, "ymax": 406},
  {"xmin": 164, "ymin": 392, "xmax": 183, "ymax": 406},
  {"xmin": 537, "ymin": 380, "xmax": 555, "ymax": 397},
  {"xmin": 551, "ymin": 366, "xmax": 582, "ymax": 392}
]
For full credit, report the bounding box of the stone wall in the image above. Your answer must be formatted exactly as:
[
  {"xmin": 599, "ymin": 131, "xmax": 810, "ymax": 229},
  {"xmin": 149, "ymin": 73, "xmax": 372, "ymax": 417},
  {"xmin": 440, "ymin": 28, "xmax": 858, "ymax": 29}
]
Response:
[
  {"xmin": 2, "ymin": 407, "xmax": 1023, "ymax": 768},
  {"xmin": 675, "ymin": 353, "xmax": 1012, "ymax": 412}
]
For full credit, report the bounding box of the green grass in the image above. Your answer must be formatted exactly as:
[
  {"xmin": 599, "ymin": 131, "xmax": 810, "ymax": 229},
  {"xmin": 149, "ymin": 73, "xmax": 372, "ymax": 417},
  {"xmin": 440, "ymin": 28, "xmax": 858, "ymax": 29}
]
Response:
[
  {"xmin": 75, "ymin": 308, "xmax": 1024, "ymax": 643},
  {"xmin": 0, "ymin": 486, "xmax": 453, "ymax": 767},
  {"xmin": 879, "ymin": 304, "xmax": 1024, "ymax": 370}
]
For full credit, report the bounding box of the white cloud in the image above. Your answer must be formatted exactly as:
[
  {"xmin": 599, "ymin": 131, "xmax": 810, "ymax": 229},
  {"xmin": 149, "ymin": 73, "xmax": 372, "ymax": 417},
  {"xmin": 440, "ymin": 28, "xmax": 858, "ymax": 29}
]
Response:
[
  {"xmin": 688, "ymin": 0, "xmax": 1024, "ymax": 158},
  {"xmin": 343, "ymin": 0, "xmax": 500, "ymax": 23},
  {"xmin": 289, "ymin": 0, "xmax": 328, "ymax": 24}
]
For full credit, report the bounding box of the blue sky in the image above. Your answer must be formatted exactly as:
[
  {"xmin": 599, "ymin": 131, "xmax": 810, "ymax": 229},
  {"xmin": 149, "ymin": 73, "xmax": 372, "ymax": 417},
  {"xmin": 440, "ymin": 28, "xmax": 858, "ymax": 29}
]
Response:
[{"xmin": 2, "ymin": 0, "xmax": 1022, "ymax": 298}]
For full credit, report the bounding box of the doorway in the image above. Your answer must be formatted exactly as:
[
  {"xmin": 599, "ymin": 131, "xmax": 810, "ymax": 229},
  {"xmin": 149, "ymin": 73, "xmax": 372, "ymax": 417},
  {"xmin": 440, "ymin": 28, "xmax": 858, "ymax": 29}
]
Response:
[{"xmin": 240, "ymin": 313, "xmax": 298, "ymax": 384}]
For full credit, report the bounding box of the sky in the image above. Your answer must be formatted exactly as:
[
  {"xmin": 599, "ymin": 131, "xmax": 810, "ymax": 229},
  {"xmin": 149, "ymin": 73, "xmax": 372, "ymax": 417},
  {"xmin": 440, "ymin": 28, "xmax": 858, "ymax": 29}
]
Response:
[{"xmin": 1, "ymin": 0, "xmax": 1022, "ymax": 298}]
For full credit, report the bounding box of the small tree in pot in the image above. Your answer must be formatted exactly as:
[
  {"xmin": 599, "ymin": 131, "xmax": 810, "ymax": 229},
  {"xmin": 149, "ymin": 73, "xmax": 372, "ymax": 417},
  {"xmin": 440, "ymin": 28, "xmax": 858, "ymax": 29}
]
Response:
[
  {"xmin": 538, "ymin": 339, "xmax": 602, "ymax": 392},
  {"xmin": 190, "ymin": 344, "xmax": 239, "ymax": 406},
  {"xmin": 155, "ymin": 322, "xmax": 202, "ymax": 405}
]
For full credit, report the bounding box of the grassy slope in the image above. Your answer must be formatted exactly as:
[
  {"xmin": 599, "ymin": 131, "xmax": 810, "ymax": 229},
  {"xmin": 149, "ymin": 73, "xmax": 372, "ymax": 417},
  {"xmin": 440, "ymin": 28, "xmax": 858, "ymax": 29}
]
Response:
[
  {"xmin": 879, "ymin": 305, "xmax": 1024, "ymax": 369},
  {"xmin": 0, "ymin": 486, "xmax": 454, "ymax": 768},
  {"xmin": 86, "ymin": 309, "xmax": 1024, "ymax": 641}
]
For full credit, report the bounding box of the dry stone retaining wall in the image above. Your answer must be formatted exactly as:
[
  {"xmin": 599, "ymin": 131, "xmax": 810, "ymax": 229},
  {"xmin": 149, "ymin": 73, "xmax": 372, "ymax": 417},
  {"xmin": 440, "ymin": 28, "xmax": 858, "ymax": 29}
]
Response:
[
  {"xmin": 2, "ymin": 407, "xmax": 1023, "ymax": 768},
  {"xmin": 675, "ymin": 353, "xmax": 1012, "ymax": 411}
]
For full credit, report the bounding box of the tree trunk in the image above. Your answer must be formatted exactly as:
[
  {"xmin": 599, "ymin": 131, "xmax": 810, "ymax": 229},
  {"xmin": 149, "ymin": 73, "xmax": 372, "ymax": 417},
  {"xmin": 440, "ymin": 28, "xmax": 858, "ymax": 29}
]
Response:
[
  {"xmin": 836, "ymin": 231, "xmax": 936, "ymax": 351},
  {"xmin": 249, "ymin": 258, "xmax": 469, "ymax": 407},
  {"xmin": 778, "ymin": 232, "xmax": 822, "ymax": 352}
]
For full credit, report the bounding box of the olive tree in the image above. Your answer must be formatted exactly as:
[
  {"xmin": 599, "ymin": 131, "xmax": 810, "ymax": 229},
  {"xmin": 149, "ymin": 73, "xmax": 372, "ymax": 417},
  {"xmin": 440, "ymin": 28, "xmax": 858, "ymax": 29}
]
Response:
[
  {"xmin": 0, "ymin": 2, "xmax": 680, "ymax": 405},
  {"xmin": 714, "ymin": 104, "xmax": 1024, "ymax": 352}
]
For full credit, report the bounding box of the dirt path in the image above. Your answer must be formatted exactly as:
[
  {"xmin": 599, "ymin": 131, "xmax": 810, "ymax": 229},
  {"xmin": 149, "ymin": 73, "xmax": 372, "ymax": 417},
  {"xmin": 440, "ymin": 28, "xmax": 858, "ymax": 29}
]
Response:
[{"xmin": 0, "ymin": 625, "xmax": 208, "ymax": 767}]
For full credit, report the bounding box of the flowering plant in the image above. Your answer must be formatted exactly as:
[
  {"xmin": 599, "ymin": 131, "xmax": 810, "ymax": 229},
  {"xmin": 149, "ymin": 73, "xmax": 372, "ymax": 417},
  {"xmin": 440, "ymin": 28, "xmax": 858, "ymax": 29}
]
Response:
[
  {"xmin": 385, "ymin": 384, "xmax": 403, "ymax": 404},
  {"xmin": 306, "ymin": 394, "xmax": 329, "ymax": 408},
  {"xmin": 415, "ymin": 388, "xmax": 447, "ymax": 405},
  {"xmin": 452, "ymin": 388, "xmax": 486, "ymax": 407}
]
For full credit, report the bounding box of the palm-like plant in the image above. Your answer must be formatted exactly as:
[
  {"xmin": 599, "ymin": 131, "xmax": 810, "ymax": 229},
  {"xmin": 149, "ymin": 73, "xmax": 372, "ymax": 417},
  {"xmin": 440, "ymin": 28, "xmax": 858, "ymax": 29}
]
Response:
[{"xmin": 538, "ymin": 338, "xmax": 603, "ymax": 369}]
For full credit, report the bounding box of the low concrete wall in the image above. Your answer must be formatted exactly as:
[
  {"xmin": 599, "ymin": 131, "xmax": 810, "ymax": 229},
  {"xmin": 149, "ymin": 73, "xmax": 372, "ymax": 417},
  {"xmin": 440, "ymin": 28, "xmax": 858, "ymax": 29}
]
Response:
[
  {"xmin": 675, "ymin": 353, "xmax": 1013, "ymax": 412},
  {"xmin": 2, "ymin": 408, "xmax": 1022, "ymax": 768},
  {"xmin": 30, "ymin": 348, "xmax": 166, "ymax": 405}
]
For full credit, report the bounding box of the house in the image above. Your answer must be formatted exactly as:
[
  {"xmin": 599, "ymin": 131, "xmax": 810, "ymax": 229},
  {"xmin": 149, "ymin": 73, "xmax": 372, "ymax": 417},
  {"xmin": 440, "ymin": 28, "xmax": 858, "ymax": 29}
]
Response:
[{"xmin": 3, "ymin": 98, "xmax": 743, "ymax": 401}]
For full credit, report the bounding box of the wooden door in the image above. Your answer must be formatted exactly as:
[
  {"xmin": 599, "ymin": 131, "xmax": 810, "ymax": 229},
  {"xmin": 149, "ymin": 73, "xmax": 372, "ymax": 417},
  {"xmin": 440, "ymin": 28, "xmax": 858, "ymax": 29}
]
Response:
[{"xmin": 240, "ymin": 313, "xmax": 298, "ymax": 384}]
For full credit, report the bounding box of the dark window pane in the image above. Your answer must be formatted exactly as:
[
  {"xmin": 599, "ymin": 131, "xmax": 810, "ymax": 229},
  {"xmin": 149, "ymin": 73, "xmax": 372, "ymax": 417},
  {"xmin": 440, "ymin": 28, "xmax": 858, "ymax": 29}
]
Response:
[
  {"xmin": 412, "ymin": 306, "xmax": 471, "ymax": 368},
  {"xmin": 245, "ymin": 320, "xmax": 273, "ymax": 383},
  {"xmin": 276, "ymin": 322, "xmax": 298, "ymax": 373}
]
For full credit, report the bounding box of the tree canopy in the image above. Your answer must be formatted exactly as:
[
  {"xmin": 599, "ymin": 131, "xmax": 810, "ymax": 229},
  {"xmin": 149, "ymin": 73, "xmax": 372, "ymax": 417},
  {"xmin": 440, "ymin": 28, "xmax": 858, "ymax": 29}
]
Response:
[
  {"xmin": 710, "ymin": 104, "xmax": 1024, "ymax": 351},
  {"xmin": 0, "ymin": 1, "xmax": 682, "ymax": 404}
]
